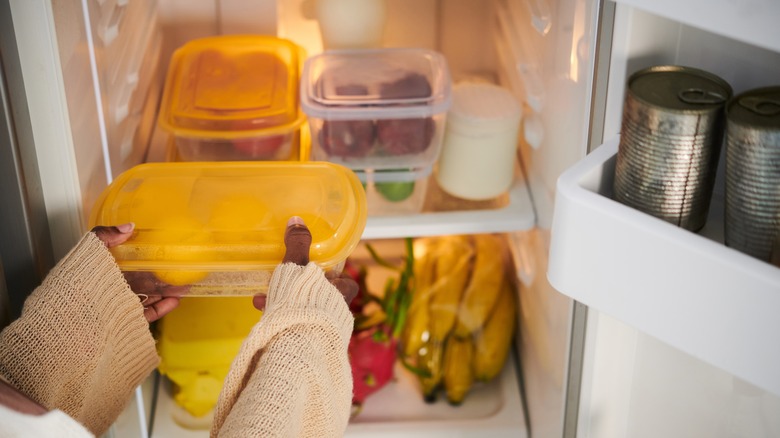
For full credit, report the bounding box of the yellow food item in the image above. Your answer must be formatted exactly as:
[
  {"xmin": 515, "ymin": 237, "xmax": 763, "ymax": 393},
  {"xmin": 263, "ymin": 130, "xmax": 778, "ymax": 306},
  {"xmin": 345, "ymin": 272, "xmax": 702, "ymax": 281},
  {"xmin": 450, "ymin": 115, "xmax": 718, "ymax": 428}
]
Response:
[
  {"xmin": 157, "ymin": 296, "xmax": 261, "ymax": 417},
  {"xmin": 141, "ymin": 216, "xmax": 212, "ymax": 286},
  {"xmin": 443, "ymin": 335, "xmax": 474, "ymax": 405},
  {"xmin": 453, "ymin": 234, "xmax": 505, "ymax": 339},
  {"xmin": 418, "ymin": 340, "xmax": 445, "ymax": 402},
  {"xmin": 428, "ymin": 236, "xmax": 473, "ymax": 343},
  {"xmin": 402, "ymin": 238, "xmax": 439, "ymax": 357},
  {"xmin": 207, "ymin": 194, "xmax": 272, "ymax": 243},
  {"xmin": 473, "ymin": 278, "xmax": 517, "ymax": 382}
]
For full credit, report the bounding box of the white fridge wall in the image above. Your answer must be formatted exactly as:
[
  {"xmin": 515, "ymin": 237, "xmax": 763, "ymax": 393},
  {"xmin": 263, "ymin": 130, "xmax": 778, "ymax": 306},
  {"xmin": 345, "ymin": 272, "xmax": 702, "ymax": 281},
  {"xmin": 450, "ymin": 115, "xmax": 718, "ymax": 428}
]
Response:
[
  {"xmin": 579, "ymin": 312, "xmax": 780, "ymax": 438},
  {"xmin": 557, "ymin": 1, "xmax": 780, "ymax": 436}
]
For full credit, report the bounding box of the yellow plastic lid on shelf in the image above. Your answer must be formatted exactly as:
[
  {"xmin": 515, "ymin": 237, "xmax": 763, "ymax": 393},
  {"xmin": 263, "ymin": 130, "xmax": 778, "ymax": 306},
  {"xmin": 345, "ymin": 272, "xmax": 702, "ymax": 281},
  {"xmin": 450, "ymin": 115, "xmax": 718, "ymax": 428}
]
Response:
[
  {"xmin": 89, "ymin": 161, "xmax": 367, "ymax": 295},
  {"xmin": 159, "ymin": 35, "xmax": 306, "ymax": 139}
]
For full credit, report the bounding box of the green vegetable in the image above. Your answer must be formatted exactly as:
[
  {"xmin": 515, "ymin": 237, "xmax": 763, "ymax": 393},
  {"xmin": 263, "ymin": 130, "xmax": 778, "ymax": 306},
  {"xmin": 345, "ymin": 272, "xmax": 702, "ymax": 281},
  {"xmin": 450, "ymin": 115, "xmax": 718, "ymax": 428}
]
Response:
[{"xmin": 376, "ymin": 181, "xmax": 415, "ymax": 202}]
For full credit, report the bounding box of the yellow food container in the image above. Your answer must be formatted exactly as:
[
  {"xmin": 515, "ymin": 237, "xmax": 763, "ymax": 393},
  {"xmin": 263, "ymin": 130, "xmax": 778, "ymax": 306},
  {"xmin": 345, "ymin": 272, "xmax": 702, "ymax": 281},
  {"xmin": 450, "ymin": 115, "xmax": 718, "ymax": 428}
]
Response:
[
  {"xmin": 89, "ymin": 161, "xmax": 367, "ymax": 295},
  {"xmin": 156, "ymin": 296, "xmax": 261, "ymax": 419},
  {"xmin": 159, "ymin": 35, "xmax": 306, "ymax": 161}
]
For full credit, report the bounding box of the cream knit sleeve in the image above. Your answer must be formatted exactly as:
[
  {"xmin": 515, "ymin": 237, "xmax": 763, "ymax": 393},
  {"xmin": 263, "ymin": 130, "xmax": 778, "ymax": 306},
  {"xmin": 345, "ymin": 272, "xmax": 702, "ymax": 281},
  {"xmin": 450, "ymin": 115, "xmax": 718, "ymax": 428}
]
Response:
[
  {"xmin": 211, "ymin": 262, "xmax": 354, "ymax": 438},
  {"xmin": 0, "ymin": 232, "xmax": 159, "ymax": 436}
]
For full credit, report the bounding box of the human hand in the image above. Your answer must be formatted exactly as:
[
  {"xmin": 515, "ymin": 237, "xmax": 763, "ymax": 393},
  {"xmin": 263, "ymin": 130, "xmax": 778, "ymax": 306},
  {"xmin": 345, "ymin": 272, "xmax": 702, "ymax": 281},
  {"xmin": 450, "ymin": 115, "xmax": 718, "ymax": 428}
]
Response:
[
  {"xmin": 91, "ymin": 223, "xmax": 181, "ymax": 322},
  {"xmin": 252, "ymin": 216, "xmax": 358, "ymax": 311}
]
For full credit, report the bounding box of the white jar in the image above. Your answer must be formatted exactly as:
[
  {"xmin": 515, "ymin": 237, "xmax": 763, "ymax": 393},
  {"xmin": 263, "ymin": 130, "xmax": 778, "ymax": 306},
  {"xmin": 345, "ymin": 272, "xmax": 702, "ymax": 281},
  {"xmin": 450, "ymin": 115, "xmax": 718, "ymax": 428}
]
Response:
[
  {"xmin": 436, "ymin": 83, "xmax": 522, "ymax": 201},
  {"xmin": 316, "ymin": 0, "xmax": 386, "ymax": 50}
]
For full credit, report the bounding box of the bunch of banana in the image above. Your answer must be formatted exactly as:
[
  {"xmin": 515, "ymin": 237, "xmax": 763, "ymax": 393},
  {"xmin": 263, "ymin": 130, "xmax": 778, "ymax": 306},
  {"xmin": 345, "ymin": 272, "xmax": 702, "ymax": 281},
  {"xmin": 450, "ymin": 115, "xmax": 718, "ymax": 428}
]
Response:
[{"xmin": 400, "ymin": 234, "xmax": 518, "ymax": 405}]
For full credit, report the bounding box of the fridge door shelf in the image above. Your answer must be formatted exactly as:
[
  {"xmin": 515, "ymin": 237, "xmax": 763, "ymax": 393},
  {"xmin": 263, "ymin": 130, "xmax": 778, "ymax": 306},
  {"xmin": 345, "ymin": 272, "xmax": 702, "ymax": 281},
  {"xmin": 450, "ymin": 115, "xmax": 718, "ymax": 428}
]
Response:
[
  {"xmin": 548, "ymin": 135, "xmax": 780, "ymax": 397},
  {"xmin": 613, "ymin": 0, "xmax": 780, "ymax": 53},
  {"xmin": 144, "ymin": 356, "xmax": 527, "ymax": 437}
]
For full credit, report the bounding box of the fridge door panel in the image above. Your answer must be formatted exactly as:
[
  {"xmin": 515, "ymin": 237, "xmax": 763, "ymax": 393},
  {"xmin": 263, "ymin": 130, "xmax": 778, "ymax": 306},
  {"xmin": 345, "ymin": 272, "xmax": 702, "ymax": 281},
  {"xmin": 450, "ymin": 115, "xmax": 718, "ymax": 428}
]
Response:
[
  {"xmin": 613, "ymin": 0, "xmax": 780, "ymax": 53},
  {"xmin": 3, "ymin": 0, "xmax": 90, "ymax": 259},
  {"xmin": 549, "ymin": 136, "xmax": 780, "ymax": 396},
  {"xmin": 579, "ymin": 311, "xmax": 780, "ymax": 438}
]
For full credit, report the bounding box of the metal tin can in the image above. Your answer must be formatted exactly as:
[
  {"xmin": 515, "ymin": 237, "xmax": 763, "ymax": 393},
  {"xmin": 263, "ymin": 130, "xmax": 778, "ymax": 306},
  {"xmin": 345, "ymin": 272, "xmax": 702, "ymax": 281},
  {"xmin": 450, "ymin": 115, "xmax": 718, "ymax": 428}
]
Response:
[
  {"xmin": 724, "ymin": 86, "xmax": 780, "ymax": 263},
  {"xmin": 614, "ymin": 65, "xmax": 732, "ymax": 231}
]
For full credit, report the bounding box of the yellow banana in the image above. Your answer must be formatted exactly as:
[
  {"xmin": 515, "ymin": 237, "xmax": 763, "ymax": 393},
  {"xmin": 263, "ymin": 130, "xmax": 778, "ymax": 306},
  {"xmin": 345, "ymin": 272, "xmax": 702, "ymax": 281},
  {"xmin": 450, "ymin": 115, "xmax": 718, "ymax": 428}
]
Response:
[
  {"xmin": 402, "ymin": 238, "xmax": 439, "ymax": 357},
  {"xmin": 418, "ymin": 339, "xmax": 445, "ymax": 402},
  {"xmin": 443, "ymin": 335, "xmax": 474, "ymax": 405},
  {"xmin": 453, "ymin": 234, "xmax": 506, "ymax": 339},
  {"xmin": 428, "ymin": 236, "xmax": 474, "ymax": 343},
  {"xmin": 473, "ymin": 277, "xmax": 517, "ymax": 382}
]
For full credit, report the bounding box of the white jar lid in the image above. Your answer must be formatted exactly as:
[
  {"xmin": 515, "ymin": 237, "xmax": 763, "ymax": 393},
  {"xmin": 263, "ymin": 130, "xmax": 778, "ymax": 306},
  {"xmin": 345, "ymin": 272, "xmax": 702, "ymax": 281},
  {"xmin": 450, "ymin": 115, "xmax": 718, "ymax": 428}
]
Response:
[{"xmin": 447, "ymin": 82, "xmax": 521, "ymax": 134}]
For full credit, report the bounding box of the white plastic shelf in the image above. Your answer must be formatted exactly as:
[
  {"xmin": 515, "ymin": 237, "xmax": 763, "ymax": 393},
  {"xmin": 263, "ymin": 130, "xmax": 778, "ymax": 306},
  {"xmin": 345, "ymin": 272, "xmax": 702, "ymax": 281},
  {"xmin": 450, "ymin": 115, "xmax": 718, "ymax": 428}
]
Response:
[
  {"xmin": 363, "ymin": 178, "xmax": 536, "ymax": 240},
  {"xmin": 145, "ymin": 358, "xmax": 527, "ymax": 437},
  {"xmin": 548, "ymin": 136, "xmax": 780, "ymax": 397},
  {"xmin": 613, "ymin": 0, "xmax": 780, "ymax": 53}
]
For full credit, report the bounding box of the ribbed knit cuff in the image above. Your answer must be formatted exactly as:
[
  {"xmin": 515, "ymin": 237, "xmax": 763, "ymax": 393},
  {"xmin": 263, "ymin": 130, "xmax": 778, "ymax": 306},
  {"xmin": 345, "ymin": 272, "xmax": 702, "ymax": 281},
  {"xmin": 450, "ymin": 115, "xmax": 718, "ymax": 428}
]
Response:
[
  {"xmin": 0, "ymin": 232, "xmax": 159, "ymax": 435},
  {"xmin": 47, "ymin": 233, "xmax": 160, "ymax": 383},
  {"xmin": 266, "ymin": 263, "xmax": 354, "ymax": 343}
]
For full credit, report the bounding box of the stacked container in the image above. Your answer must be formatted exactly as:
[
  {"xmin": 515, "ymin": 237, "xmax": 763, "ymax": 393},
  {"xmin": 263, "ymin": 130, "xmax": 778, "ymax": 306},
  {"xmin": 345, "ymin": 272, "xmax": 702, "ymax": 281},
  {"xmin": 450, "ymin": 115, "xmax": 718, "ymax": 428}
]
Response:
[
  {"xmin": 89, "ymin": 161, "xmax": 367, "ymax": 295},
  {"xmin": 301, "ymin": 48, "xmax": 452, "ymax": 215},
  {"xmin": 158, "ymin": 35, "xmax": 307, "ymax": 161}
]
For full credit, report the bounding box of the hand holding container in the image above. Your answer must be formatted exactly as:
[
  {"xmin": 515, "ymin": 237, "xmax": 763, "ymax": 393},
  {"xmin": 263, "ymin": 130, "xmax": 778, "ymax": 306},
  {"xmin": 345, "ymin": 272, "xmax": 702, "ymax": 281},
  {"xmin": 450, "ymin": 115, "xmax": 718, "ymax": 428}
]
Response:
[{"xmin": 89, "ymin": 161, "xmax": 367, "ymax": 296}]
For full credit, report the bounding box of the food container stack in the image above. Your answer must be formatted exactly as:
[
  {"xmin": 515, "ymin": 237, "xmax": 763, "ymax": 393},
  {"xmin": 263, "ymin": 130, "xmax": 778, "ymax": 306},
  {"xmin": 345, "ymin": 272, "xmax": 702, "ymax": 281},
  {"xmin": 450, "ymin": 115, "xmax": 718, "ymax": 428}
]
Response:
[
  {"xmin": 301, "ymin": 48, "xmax": 452, "ymax": 215},
  {"xmin": 158, "ymin": 35, "xmax": 307, "ymax": 161}
]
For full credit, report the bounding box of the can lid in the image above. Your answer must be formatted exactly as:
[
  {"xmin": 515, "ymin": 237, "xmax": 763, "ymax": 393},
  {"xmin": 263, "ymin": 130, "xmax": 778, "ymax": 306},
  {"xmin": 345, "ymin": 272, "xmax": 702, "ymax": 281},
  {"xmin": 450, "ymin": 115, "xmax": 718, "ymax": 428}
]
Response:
[
  {"xmin": 628, "ymin": 65, "xmax": 732, "ymax": 112},
  {"xmin": 447, "ymin": 82, "xmax": 522, "ymax": 133},
  {"xmin": 727, "ymin": 86, "xmax": 780, "ymax": 129},
  {"xmin": 159, "ymin": 35, "xmax": 306, "ymax": 139}
]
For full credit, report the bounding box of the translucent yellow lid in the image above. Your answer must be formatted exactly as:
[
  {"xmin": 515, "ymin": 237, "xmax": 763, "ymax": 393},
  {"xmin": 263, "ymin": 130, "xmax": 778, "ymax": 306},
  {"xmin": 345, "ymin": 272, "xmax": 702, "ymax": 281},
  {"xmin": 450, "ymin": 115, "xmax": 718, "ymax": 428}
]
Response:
[
  {"xmin": 89, "ymin": 161, "xmax": 366, "ymax": 294},
  {"xmin": 159, "ymin": 35, "xmax": 306, "ymax": 139}
]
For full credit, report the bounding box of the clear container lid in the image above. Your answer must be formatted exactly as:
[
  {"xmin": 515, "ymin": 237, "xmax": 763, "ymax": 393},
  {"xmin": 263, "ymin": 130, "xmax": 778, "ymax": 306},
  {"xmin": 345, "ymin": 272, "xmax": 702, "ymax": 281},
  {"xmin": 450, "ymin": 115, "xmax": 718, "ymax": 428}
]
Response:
[
  {"xmin": 300, "ymin": 48, "xmax": 452, "ymax": 120},
  {"xmin": 159, "ymin": 35, "xmax": 306, "ymax": 139},
  {"xmin": 89, "ymin": 161, "xmax": 366, "ymax": 274}
]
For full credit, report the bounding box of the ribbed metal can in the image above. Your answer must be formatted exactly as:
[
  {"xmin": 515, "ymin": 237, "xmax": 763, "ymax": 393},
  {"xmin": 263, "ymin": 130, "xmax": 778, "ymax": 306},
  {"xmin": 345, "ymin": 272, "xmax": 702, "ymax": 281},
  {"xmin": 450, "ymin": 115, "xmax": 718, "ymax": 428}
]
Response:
[
  {"xmin": 614, "ymin": 65, "xmax": 732, "ymax": 231},
  {"xmin": 724, "ymin": 86, "xmax": 780, "ymax": 263}
]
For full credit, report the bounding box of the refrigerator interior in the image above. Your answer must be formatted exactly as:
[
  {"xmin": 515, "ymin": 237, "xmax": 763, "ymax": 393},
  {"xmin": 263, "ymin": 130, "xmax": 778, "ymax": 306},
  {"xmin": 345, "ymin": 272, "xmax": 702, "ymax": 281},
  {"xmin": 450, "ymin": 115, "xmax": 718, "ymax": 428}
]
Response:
[
  {"xmin": 1, "ymin": 0, "xmax": 601, "ymax": 436},
  {"xmin": 9, "ymin": 0, "xmax": 780, "ymax": 437},
  {"xmin": 548, "ymin": 1, "xmax": 780, "ymax": 437}
]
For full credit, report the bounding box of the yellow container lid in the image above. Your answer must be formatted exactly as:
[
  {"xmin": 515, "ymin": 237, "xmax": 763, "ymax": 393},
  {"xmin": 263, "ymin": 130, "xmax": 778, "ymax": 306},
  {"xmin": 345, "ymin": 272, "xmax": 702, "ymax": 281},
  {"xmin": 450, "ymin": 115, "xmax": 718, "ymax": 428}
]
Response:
[
  {"xmin": 159, "ymin": 35, "xmax": 306, "ymax": 140},
  {"xmin": 89, "ymin": 161, "xmax": 366, "ymax": 294}
]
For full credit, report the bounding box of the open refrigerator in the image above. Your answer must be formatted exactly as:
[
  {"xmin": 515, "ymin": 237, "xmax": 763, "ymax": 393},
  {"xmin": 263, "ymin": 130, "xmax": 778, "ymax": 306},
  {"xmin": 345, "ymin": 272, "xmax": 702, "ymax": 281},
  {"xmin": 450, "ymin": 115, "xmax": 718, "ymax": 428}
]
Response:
[{"xmin": 1, "ymin": 0, "xmax": 779, "ymax": 437}]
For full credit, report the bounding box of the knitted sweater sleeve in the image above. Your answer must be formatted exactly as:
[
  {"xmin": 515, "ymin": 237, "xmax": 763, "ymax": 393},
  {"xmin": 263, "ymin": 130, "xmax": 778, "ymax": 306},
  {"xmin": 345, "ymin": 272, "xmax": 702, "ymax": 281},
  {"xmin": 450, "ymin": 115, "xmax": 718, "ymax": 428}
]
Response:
[
  {"xmin": 211, "ymin": 262, "xmax": 354, "ymax": 438},
  {"xmin": 0, "ymin": 232, "xmax": 159, "ymax": 436}
]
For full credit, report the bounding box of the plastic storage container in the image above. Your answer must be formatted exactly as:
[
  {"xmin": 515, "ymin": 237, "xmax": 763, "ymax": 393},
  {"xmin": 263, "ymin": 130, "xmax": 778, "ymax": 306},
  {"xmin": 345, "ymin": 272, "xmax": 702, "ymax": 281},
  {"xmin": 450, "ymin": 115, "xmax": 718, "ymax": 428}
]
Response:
[
  {"xmin": 89, "ymin": 161, "xmax": 367, "ymax": 295},
  {"xmin": 158, "ymin": 35, "xmax": 306, "ymax": 161},
  {"xmin": 436, "ymin": 82, "xmax": 522, "ymax": 201},
  {"xmin": 156, "ymin": 296, "xmax": 260, "ymax": 422},
  {"xmin": 300, "ymin": 48, "xmax": 452, "ymax": 215}
]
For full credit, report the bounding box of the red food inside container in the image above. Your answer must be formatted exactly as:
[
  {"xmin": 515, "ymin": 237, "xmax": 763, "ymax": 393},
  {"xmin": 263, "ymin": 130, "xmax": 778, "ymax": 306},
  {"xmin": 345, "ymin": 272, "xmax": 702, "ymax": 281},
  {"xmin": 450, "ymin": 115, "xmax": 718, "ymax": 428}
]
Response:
[
  {"xmin": 376, "ymin": 73, "xmax": 435, "ymax": 155},
  {"xmin": 376, "ymin": 117, "xmax": 435, "ymax": 155},
  {"xmin": 379, "ymin": 73, "xmax": 432, "ymax": 99},
  {"xmin": 320, "ymin": 120, "xmax": 376, "ymax": 158},
  {"xmin": 232, "ymin": 136, "xmax": 285, "ymax": 159}
]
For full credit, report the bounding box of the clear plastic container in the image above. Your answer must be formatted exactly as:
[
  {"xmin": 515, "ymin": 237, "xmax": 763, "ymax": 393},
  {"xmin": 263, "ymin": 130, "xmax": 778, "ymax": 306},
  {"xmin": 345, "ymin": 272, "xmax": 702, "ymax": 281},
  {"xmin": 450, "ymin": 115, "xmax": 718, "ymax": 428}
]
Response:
[
  {"xmin": 89, "ymin": 161, "xmax": 367, "ymax": 295},
  {"xmin": 300, "ymin": 48, "xmax": 451, "ymax": 214},
  {"xmin": 156, "ymin": 296, "xmax": 260, "ymax": 420},
  {"xmin": 158, "ymin": 35, "xmax": 306, "ymax": 161}
]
